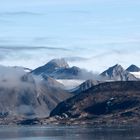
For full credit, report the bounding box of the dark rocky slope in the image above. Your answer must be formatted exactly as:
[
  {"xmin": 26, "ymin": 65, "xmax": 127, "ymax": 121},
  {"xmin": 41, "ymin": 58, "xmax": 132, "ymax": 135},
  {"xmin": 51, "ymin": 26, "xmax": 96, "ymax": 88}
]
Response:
[{"xmin": 49, "ymin": 81, "xmax": 140, "ymax": 125}]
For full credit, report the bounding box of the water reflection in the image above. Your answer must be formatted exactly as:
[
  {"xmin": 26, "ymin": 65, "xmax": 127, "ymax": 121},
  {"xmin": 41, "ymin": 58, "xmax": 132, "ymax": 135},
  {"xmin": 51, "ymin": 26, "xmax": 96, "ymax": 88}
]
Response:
[{"xmin": 0, "ymin": 125, "xmax": 140, "ymax": 140}]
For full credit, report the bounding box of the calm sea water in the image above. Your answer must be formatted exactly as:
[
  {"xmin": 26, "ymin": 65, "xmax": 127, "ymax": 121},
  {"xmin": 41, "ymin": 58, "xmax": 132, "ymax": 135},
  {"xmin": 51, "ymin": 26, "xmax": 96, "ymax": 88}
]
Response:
[{"xmin": 0, "ymin": 125, "xmax": 140, "ymax": 140}]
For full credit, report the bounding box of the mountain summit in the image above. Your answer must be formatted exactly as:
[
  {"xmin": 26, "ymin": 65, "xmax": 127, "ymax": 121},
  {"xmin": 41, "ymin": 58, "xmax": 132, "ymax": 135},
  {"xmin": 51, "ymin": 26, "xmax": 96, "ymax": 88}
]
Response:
[
  {"xmin": 32, "ymin": 58, "xmax": 69, "ymax": 75},
  {"xmin": 48, "ymin": 59, "xmax": 69, "ymax": 69},
  {"xmin": 32, "ymin": 59, "xmax": 94, "ymax": 80},
  {"xmin": 126, "ymin": 64, "xmax": 140, "ymax": 72},
  {"xmin": 100, "ymin": 64, "xmax": 138, "ymax": 81}
]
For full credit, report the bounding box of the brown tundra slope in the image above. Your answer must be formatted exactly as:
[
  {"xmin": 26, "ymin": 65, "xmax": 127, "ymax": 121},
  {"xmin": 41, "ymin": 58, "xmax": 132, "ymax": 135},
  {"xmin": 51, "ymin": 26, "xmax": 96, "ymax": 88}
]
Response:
[{"xmin": 49, "ymin": 81, "xmax": 140, "ymax": 125}]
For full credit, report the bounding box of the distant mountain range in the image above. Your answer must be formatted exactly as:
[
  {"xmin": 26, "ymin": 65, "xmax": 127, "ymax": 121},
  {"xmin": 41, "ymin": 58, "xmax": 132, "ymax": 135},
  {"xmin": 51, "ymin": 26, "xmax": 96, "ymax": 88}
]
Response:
[
  {"xmin": 32, "ymin": 59, "xmax": 140, "ymax": 82},
  {"xmin": 0, "ymin": 59, "xmax": 139, "ymax": 125},
  {"xmin": 71, "ymin": 64, "xmax": 140, "ymax": 94},
  {"xmin": 100, "ymin": 64, "xmax": 138, "ymax": 81}
]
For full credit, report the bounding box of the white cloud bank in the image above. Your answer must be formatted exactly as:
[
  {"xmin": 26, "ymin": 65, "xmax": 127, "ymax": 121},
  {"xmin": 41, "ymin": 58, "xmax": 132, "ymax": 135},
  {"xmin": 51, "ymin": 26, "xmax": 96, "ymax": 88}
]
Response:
[{"xmin": 0, "ymin": 46, "xmax": 139, "ymax": 73}]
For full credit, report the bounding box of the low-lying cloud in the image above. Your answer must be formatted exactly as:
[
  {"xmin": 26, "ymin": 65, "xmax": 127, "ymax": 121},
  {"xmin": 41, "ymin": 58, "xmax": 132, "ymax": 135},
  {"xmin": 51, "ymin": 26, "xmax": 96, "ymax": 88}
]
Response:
[
  {"xmin": 0, "ymin": 11, "xmax": 41, "ymax": 16},
  {"xmin": 0, "ymin": 45, "xmax": 139, "ymax": 73}
]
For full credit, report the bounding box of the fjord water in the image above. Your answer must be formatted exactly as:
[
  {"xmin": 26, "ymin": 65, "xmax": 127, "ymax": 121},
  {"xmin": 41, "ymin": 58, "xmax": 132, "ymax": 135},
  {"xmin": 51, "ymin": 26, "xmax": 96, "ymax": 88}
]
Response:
[{"xmin": 0, "ymin": 126, "xmax": 140, "ymax": 140}]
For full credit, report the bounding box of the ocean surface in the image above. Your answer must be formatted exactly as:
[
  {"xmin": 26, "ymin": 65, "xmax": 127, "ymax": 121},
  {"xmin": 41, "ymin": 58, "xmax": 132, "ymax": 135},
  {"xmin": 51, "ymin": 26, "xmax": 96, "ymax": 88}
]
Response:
[{"xmin": 0, "ymin": 125, "xmax": 140, "ymax": 140}]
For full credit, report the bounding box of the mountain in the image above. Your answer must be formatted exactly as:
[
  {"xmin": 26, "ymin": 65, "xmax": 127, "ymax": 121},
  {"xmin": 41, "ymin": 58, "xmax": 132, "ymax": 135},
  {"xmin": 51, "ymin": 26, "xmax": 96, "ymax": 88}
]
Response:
[
  {"xmin": 32, "ymin": 59, "xmax": 94, "ymax": 80},
  {"xmin": 126, "ymin": 64, "xmax": 140, "ymax": 72},
  {"xmin": 71, "ymin": 80, "xmax": 103, "ymax": 94},
  {"xmin": 32, "ymin": 58, "xmax": 69, "ymax": 75},
  {"xmin": 100, "ymin": 64, "xmax": 138, "ymax": 81},
  {"xmin": 0, "ymin": 66, "xmax": 71, "ymax": 120},
  {"xmin": 50, "ymin": 81, "xmax": 140, "ymax": 125}
]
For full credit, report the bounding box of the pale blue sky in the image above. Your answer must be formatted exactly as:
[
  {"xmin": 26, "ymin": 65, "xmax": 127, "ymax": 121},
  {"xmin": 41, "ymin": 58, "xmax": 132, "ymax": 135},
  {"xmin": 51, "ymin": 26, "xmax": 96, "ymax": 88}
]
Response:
[{"xmin": 0, "ymin": 0, "xmax": 140, "ymax": 72}]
